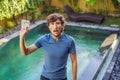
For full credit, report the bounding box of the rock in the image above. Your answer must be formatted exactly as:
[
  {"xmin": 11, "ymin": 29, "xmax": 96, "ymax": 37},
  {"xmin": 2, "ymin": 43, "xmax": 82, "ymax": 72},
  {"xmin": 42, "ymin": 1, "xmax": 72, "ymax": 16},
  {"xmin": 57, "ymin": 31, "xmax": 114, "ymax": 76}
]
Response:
[
  {"xmin": 99, "ymin": 33, "xmax": 118, "ymax": 53},
  {"xmin": 0, "ymin": 26, "xmax": 20, "ymax": 39},
  {"xmin": 110, "ymin": 24, "xmax": 119, "ymax": 27}
]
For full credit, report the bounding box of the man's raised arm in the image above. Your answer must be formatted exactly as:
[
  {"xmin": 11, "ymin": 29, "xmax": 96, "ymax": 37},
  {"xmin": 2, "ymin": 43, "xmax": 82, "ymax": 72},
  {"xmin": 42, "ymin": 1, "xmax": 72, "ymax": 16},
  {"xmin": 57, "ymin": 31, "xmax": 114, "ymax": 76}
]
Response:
[{"xmin": 19, "ymin": 27, "xmax": 38, "ymax": 56}]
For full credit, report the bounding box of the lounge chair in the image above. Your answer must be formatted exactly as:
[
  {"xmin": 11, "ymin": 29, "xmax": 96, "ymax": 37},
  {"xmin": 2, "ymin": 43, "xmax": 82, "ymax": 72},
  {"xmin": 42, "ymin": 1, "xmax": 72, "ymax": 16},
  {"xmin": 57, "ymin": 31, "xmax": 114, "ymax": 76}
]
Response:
[{"xmin": 63, "ymin": 5, "xmax": 105, "ymax": 24}]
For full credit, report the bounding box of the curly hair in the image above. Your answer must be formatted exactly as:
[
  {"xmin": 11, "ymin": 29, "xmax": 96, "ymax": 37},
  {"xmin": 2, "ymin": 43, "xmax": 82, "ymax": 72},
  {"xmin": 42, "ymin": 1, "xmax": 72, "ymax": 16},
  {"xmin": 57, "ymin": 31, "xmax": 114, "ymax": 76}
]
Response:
[{"xmin": 47, "ymin": 13, "xmax": 65, "ymax": 26}]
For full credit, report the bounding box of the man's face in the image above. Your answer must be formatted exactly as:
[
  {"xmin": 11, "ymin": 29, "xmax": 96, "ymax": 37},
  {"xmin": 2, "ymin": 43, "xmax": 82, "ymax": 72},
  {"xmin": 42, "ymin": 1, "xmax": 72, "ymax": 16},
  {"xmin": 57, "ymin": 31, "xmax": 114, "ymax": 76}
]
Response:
[{"xmin": 48, "ymin": 19, "xmax": 64, "ymax": 37}]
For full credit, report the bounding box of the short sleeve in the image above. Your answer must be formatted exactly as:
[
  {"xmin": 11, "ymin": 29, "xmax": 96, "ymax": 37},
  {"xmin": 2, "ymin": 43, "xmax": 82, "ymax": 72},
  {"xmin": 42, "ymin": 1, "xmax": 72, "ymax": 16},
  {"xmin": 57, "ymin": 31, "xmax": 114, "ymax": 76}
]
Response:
[
  {"xmin": 68, "ymin": 37, "xmax": 76, "ymax": 54},
  {"xmin": 34, "ymin": 37, "xmax": 42, "ymax": 48}
]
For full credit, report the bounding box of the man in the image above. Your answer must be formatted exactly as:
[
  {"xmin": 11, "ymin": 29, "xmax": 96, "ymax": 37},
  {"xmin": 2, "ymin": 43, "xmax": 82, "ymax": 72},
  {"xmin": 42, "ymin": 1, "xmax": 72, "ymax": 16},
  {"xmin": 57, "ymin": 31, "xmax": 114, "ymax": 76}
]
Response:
[{"xmin": 20, "ymin": 13, "xmax": 77, "ymax": 80}]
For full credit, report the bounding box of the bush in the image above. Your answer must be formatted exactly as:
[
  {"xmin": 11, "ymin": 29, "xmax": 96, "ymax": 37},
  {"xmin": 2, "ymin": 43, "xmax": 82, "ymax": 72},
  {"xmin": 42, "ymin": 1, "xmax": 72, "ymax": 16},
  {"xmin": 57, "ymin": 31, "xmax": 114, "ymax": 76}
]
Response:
[
  {"xmin": 41, "ymin": 5, "xmax": 62, "ymax": 15},
  {"xmin": 0, "ymin": 26, "xmax": 7, "ymax": 34},
  {"xmin": 112, "ymin": 0, "xmax": 120, "ymax": 9},
  {"xmin": 28, "ymin": 7, "xmax": 40, "ymax": 22},
  {"xmin": 6, "ymin": 21, "xmax": 14, "ymax": 28}
]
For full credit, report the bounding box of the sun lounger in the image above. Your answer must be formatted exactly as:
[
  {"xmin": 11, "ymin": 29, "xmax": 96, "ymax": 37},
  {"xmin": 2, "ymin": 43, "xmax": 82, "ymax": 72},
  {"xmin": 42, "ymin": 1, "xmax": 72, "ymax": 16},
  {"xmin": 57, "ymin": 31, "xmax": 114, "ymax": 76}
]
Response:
[{"xmin": 63, "ymin": 5, "xmax": 105, "ymax": 24}]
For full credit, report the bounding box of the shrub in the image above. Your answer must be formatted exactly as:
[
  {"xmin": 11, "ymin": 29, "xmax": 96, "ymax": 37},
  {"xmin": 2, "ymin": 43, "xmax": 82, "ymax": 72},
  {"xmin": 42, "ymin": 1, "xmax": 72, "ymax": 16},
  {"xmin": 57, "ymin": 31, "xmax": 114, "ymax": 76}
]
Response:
[
  {"xmin": 6, "ymin": 21, "xmax": 14, "ymax": 28},
  {"xmin": 0, "ymin": 26, "xmax": 7, "ymax": 34},
  {"xmin": 112, "ymin": 0, "xmax": 120, "ymax": 9},
  {"xmin": 41, "ymin": 5, "xmax": 62, "ymax": 15}
]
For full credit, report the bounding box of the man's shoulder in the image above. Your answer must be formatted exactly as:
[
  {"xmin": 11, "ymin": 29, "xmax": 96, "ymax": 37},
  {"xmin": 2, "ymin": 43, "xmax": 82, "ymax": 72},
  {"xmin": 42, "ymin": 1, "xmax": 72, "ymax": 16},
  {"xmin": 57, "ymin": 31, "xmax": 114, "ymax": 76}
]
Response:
[
  {"xmin": 63, "ymin": 33, "xmax": 74, "ymax": 41},
  {"xmin": 37, "ymin": 33, "xmax": 50, "ymax": 41}
]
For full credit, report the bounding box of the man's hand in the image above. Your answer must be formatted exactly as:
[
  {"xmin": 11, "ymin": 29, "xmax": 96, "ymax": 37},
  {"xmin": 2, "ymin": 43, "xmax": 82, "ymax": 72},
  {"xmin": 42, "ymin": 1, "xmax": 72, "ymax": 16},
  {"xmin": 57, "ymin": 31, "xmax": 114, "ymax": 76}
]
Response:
[
  {"xmin": 19, "ymin": 25, "xmax": 38, "ymax": 56},
  {"xmin": 20, "ymin": 27, "xmax": 29, "ymax": 38},
  {"xmin": 19, "ymin": 26, "xmax": 29, "ymax": 56}
]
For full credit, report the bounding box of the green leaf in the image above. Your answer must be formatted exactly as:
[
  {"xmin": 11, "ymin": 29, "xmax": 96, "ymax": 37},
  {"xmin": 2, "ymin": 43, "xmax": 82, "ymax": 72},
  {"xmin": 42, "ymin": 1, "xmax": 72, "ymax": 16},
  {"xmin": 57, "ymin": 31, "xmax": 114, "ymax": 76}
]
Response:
[
  {"xmin": 0, "ymin": 0, "xmax": 44, "ymax": 20},
  {"xmin": 85, "ymin": 0, "xmax": 96, "ymax": 6},
  {"xmin": 117, "ymin": 0, "xmax": 120, "ymax": 3}
]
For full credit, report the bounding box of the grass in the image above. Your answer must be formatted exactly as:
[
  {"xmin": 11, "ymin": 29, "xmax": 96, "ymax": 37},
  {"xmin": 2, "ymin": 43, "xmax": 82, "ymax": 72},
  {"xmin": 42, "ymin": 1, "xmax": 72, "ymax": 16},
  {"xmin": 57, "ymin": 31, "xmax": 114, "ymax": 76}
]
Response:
[
  {"xmin": 101, "ymin": 17, "xmax": 120, "ymax": 27},
  {"xmin": 64, "ymin": 14, "xmax": 120, "ymax": 28}
]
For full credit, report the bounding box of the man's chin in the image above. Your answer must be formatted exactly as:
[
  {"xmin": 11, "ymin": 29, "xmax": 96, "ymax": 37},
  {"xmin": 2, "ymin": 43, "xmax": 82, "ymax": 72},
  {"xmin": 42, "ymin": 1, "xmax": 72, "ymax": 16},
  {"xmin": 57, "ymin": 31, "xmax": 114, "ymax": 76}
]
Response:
[
  {"xmin": 52, "ymin": 33, "xmax": 61, "ymax": 37},
  {"xmin": 54, "ymin": 34, "xmax": 59, "ymax": 37}
]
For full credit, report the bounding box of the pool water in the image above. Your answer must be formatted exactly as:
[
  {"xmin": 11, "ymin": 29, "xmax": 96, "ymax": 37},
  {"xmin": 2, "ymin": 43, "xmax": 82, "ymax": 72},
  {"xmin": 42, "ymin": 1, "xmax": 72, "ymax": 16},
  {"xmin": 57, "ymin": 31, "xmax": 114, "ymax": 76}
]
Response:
[{"xmin": 0, "ymin": 23, "xmax": 110, "ymax": 80}]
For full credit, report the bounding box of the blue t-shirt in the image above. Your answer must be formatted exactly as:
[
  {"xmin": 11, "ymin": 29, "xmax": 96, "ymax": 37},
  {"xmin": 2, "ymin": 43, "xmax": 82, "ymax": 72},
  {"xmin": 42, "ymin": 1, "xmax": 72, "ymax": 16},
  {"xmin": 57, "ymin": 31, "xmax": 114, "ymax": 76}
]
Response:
[{"xmin": 34, "ymin": 33, "xmax": 76, "ymax": 79}]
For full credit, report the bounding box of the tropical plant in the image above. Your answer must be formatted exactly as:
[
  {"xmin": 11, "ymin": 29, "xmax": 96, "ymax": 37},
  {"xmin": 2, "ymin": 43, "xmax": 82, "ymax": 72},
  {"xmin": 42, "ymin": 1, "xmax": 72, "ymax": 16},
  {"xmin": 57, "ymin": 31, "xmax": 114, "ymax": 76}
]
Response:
[
  {"xmin": 59, "ymin": 0, "xmax": 80, "ymax": 12},
  {"xmin": 41, "ymin": 5, "xmax": 62, "ymax": 15},
  {"xmin": 102, "ymin": 0, "xmax": 108, "ymax": 16},
  {"xmin": 117, "ymin": 0, "xmax": 120, "ymax": 3},
  {"xmin": 85, "ymin": 0, "xmax": 97, "ymax": 14},
  {"xmin": 0, "ymin": 0, "xmax": 44, "ymax": 20},
  {"xmin": 6, "ymin": 21, "xmax": 14, "ymax": 28},
  {"xmin": 0, "ymin": 26, "xmax": 7, "ymax": 34},
  {"xmin": 85, "ymin": 0, "xmax": 96, "ymax": 6},
  {"xmin": 28, "ymin": 7, "xmax": 40, "ymax": 23},
  {"xmin": 112, "ymin": 0, "xmax": 120, "ymax": 9},
  {"xmin": 0, "ymin": 0, "xmax": 44, "ymax": 33}
]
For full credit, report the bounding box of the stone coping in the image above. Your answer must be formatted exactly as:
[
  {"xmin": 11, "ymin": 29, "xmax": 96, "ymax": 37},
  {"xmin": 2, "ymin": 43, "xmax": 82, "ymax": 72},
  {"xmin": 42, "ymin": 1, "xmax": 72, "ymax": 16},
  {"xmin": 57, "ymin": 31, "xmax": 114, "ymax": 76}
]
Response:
[
  {"xmin": 78, "ymin": 34, "xmax": 120, "ymax": 80},
  {"xmin": 103, "ymin": 36, "xmax": 120, "ymax": 80},
  {"xmin": 103, "ymin": 45, "xmax": 120, "ymax": 80},
  {"xmin": 0, "ymin": 20, "xmax": 120, "ymax": 46},
  {"xmin": 95, "ymin": 35, "xmax": 120, "ymax": 80},
  {"xmin": 0, "ymin": 20, "xmax": 46, "ymax": 46},
  {"xmin": 66, "ymin": 22, "xmax": 120, "ymax": 32}
]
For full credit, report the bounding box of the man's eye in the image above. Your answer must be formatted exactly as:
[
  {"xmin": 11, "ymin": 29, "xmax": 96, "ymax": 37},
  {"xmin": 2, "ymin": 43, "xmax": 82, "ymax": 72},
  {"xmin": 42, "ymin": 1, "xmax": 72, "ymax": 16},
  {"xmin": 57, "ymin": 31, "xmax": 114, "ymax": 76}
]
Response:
[
  {"xmin": 51, "ymin": 22, "xmax": 54, "ymax": 25},
  {"xmin": 56, "ymin": 22, "xmax": 60, "ymax": 25}
]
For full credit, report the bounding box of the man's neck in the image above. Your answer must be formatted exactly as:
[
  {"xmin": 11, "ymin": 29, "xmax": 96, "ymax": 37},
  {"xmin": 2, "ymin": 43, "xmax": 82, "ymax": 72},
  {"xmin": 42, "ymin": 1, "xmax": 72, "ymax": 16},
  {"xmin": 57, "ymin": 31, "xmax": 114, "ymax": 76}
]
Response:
[{"xmin": 52, "ymin": 33, "xmax": 62, "ymax": 40}]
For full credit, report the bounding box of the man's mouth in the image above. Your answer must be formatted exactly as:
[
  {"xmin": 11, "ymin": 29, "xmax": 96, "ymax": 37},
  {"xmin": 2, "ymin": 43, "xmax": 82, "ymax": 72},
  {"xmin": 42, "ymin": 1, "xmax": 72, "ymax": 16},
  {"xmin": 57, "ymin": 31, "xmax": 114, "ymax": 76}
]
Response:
[{"xmin": 53, "ymin": 30, "xmax": 59, "ymax": 32}]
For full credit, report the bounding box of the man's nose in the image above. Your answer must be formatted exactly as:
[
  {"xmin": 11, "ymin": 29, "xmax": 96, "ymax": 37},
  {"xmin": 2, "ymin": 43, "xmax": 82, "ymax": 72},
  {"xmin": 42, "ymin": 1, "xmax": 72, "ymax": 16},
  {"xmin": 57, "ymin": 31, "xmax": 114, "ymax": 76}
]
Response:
[{"xmin": 53, "ymin": 23, "xmax": 58, "ymax": 29}]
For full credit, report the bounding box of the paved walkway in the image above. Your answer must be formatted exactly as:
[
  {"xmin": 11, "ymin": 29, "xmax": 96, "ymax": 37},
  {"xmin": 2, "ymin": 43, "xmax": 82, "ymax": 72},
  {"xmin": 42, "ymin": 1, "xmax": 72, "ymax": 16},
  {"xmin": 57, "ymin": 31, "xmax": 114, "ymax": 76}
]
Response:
[
  {"xmin": 110, "ymin": 44, "xmax": 120, "ymax": 80},
  {"xmin": 104, "ymin": 42, "xmax": 120, "ymax": 80}
]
